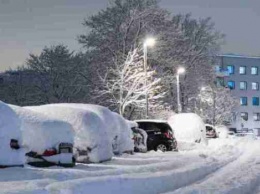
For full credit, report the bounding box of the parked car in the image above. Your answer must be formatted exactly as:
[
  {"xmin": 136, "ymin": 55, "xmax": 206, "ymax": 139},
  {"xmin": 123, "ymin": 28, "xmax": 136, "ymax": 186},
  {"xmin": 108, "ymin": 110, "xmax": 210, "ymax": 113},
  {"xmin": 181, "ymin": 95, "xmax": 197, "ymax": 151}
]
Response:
[
  {"xmin": 10, "ymin": 105, "xmax": 75, "ymax": 168},
  {"xmin": 135, "ymin": 120, "xmax": 178, "ymax": 152},
  {"xmin": 131, "ymin": 127, "xmax": 148, "ymax": 153},
  {"xmin": 0, "ymin": 102, "xmax": 25, "ymax": 168},
  {"xmin": 205, "ymin": 124, "xmax": 218, "ymax": 138}
]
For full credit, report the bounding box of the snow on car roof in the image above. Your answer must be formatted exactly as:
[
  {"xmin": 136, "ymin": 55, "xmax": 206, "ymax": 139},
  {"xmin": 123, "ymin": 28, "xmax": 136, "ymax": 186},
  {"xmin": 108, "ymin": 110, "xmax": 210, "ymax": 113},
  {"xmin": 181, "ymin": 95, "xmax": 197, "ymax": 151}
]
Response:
[{"xmin": 135, "ymin": 119, "xmax": 168, "ymax": 124}]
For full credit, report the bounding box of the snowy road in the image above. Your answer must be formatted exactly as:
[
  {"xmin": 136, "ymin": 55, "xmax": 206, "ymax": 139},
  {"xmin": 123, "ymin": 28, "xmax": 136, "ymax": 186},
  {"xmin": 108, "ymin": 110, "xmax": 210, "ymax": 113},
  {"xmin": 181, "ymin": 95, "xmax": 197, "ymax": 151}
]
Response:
[{"xmin": 1, "ymin": 138, "xmax": 259, "ymax": 194}]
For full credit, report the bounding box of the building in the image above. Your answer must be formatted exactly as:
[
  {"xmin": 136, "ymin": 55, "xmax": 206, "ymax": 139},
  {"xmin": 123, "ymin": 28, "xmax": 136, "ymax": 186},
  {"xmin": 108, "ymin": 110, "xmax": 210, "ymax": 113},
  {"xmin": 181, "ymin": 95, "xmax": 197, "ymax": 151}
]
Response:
[{"xmin": 218, "ymin": 54, "xmax": 260, "ymax": 134}]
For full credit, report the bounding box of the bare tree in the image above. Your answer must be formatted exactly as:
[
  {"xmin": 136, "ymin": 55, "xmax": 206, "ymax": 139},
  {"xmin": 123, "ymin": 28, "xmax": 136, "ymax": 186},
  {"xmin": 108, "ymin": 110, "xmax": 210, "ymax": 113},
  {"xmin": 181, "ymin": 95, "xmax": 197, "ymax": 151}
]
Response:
[{"xmin": 191, "ymin": 85, "xmax": 239, "ymax": 125}]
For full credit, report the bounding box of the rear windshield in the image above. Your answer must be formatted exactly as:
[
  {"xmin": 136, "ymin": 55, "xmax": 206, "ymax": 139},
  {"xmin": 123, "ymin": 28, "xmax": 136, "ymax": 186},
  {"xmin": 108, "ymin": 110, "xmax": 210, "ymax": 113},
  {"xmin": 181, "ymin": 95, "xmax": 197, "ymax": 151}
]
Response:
[{"xmin": 138, "ymin": 122, "xmax": 172, "ymax": 132}]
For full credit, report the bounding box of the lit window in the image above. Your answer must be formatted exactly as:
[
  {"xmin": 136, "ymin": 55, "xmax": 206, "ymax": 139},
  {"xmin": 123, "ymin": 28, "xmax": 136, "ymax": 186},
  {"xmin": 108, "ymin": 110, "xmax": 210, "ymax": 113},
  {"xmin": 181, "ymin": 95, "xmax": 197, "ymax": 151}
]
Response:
[
  {"xmin": 227, "ymin": 65, "xmax": 234, "ymax": 74},
  {"xmin": 239, "ymin": 81, "xmax": 247, "ymax": 90},
  {"xmin": 251, "ymin": 67, "xmax": 258, "ymax": 75},
  {"xmin": 253, "ymin": 113, "xmax": 260, "ymax": 121},
  {"xmin": 227, "ymin": 81, "xmax": 235, "ymax": 89},
  {"xmin": 240, "ymin": 97, "xmax": 247, "ymax": 106},
  {"xmin": 252, "ymin": 82, "xmax": 259, "ymax": 90},
  {"xmin": 252, "ymin": 97, "xmax": 259, "ymax": 106},
  {"xmin": 239, "ymin": 66, "xmax": 246, "ymax": 74},
  {"xmin": 241, "ymin": 112, "xmax": 248, "ymax": 121}
]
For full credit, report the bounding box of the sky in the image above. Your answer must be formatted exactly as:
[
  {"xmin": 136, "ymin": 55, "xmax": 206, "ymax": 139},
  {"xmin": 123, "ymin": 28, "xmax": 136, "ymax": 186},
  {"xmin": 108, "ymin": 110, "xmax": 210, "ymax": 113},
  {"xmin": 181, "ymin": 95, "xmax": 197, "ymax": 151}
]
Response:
[{"xmin": 0, "ymin": 0, "xmax": 260, "ymax": 71}]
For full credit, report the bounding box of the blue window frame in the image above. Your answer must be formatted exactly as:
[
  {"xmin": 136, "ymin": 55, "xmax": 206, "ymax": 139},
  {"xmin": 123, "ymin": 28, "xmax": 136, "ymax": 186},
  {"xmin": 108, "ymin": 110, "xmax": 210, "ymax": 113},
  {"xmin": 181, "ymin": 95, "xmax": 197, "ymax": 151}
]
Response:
[
  {"xmin": 227, "ymin": 65, "xmax": 234, "ymax": 74},
  {"xmin": 227, "ymin": 81, "xmax": 235, "ymax": 89},
  {"xmin": 240, "ymin": 97, "xmax": 247, "ymax": 106},
  {"xmin": 253, "ymin": 97, "xmax": 259, "ymax": 106}
]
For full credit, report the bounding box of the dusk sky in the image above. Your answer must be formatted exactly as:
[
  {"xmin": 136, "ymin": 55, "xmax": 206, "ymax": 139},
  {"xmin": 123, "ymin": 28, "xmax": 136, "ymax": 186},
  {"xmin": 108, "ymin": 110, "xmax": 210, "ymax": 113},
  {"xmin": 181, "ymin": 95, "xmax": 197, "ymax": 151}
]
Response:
[{"xmin": 1, "ymin": 0, "xmax": 260, "ymax": 71}]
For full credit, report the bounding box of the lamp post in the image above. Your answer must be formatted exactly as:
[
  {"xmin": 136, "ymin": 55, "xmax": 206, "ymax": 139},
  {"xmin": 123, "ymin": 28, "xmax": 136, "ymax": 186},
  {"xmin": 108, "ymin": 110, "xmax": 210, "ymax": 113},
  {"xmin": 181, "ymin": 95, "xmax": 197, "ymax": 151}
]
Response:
[
  {"xmin": 177, "ymin": 67, "xmax": 185, "ymax": 113},
  {"xmin": 143, "ymin": 37, "xmax": 156, "ymax": 118}
]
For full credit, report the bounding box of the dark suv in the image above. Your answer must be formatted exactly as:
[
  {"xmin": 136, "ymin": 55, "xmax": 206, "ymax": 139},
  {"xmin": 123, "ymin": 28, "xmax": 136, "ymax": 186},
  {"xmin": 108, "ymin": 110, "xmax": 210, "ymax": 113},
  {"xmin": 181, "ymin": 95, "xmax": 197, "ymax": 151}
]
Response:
[{"xmin": 136, "ymin": 120, "xmax": 177, "ymax": 152}]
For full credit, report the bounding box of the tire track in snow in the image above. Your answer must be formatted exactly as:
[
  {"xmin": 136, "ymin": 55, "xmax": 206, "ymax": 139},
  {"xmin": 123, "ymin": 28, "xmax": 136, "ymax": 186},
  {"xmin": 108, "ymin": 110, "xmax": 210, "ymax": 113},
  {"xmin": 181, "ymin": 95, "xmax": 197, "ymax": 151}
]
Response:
[{"xmin": 165, "ymin": 140, "xmax": 260, "ymax": 194}]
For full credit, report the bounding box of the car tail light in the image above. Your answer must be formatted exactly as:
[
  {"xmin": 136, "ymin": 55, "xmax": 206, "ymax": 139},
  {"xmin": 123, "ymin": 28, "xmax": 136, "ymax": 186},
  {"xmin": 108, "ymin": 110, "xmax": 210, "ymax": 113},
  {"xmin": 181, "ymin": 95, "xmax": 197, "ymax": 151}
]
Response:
[
  {"xmin": 164, "ymin": 131, "xmax": 173, "ymax": 139},
  {"xmin": 43, "ymin": 148, "xmax": 57, "ymax": 156},
  {"xmin": 10, "ymin": 139, "xmax": 20, "ymax": 150}
]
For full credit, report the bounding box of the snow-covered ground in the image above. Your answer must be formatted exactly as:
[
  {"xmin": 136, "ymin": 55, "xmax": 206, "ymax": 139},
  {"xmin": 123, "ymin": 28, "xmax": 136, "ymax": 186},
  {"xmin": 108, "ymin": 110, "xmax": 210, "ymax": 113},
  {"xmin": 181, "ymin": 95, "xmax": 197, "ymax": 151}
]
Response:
[{"xmin": 0, "ymin": 138, "xmax": 259, "ymax": 194}]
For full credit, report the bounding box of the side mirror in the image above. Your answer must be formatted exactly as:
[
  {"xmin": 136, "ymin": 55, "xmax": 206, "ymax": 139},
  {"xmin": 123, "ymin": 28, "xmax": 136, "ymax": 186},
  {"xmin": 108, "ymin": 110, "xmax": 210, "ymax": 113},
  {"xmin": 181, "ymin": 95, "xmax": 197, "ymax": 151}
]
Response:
[{"xmin": 10, "ymin": 139, "xmax": 20, "ymax": 150}]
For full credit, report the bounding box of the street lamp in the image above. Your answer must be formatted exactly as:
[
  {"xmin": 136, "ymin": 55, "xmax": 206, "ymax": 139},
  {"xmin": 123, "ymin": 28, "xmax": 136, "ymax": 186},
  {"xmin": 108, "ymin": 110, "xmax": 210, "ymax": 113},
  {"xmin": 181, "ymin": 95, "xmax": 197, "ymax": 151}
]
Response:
[
  {"xmin": 177, "ymin": 67, "xmax": 185, "ymax": 113},
  {"xmin": 144, "ymin": 37, "xmax": 156, "ymax": 118}
]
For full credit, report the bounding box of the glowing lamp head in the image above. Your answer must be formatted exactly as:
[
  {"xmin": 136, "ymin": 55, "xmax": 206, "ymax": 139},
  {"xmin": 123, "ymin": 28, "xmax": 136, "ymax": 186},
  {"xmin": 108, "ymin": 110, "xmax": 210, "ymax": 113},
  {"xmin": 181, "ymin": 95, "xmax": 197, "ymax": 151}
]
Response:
[
  {"xmin": 144, "ymin": 38, "xmax": 156, "ymax": 47},
  {"xmin": 177, "ymin": 67, "xmax": 185, "ymax": 74}
]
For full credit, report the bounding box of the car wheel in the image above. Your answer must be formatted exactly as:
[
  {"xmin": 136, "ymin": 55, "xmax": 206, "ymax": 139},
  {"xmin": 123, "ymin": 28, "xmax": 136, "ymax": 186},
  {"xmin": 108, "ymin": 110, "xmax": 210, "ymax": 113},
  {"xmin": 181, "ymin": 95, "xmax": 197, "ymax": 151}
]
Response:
[{"xmin": 156, "ymin": 144, "xmax": 167, "ymax": 152}]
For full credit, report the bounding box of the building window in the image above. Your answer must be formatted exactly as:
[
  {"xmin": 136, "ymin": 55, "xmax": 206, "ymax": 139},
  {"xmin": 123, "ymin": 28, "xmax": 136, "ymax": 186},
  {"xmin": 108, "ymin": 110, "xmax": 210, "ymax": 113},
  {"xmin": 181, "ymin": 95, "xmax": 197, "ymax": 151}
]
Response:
[
  {"xmin": 251, "ymin": 67, "xmax": 258, "ymax": 75},
  {"xmin": 252, "ymin": 82, "xmax": 259, "ymax": 90},
  {"xmin": 227, "ymin": 81, "xmax": 235, "ymax": 89},
  {"xmin": 253, "ymin": 97, "xmax": 259, "ymax": 106},
  {"xmin": 239, "ymin": 81, "xmax": 247, "ymax": 90},
  {"xmin": 240, "ymin": 97, "xmax": 247, "ymax": 106},
  {"xmin": 227, "ymin": 65, "xmax": 234, "ymax": 74},
  {"xmin": 241, "ymin": 112, "xmax": 248, "ymax": 121},
  {"xmin": 239, "ymin": 66, "xmax": 246, "ymax": 74},
  {"xmin": 253, "ymin": 113, "xmax": 260, "ymax": 121}
]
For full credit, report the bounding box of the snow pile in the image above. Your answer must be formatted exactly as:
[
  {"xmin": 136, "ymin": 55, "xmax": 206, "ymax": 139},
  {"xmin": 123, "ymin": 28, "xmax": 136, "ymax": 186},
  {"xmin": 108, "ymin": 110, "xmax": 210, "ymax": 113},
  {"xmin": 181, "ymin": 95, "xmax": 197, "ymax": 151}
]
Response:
[
  {"xmin": 9, "ymin": 105, "xmax": 74, "ymax": 155},
  {"xmin": 26, "ymin": 105, "xmax": 113, "ymax": 163},
  {"xmin": 168, "ymin": 113, "xmax": 207, "ymax": 145},
  {"xmin": 0, "ymin": 101, "xmax": 25, "ymax": 166},
  {"xmin": 47, "ymin": 103, "xmax": 134, "ymax": 154},
  {"xmin": 215, "ymin": 125, "xmax": 229, "ymax": 139}
]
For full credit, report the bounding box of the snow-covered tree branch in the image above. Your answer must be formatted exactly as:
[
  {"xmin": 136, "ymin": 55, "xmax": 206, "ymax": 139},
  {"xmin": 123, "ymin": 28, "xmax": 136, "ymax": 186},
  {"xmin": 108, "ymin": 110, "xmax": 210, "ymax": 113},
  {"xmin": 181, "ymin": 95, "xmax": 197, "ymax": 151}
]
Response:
[{"xmin": 97, "ymin": 48, "xmax": 165, "ymax": 118}]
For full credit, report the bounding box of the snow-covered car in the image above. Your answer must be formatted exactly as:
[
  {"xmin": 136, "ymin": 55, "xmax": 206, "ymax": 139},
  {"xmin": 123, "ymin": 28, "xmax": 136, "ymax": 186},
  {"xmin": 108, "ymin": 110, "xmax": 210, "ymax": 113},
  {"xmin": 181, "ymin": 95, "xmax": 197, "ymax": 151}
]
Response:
[
  {"xmin": 131, "ymin": 123, "xmax": 148, "ymax": 153},
  {"xmin": 26, "ymin": 104, "xmax": 114, "ymax": 163},
  {"xmin": 168, "ymin": 113, "xmax": 208, "ymax": 145},
  {"xmin": 205, "ymin": 124, "xmax": 218, "ymax": 138},
  {"xmin": 135, "ymin": 120, "xmax": 177, "ymax": 152},
  {"xmin": 0, "ymin": 102, "xmax": 25, "ymax": 167},
  {"xmin": 10, "ymin": 105, "xmax": 75, "ymax": 167},
  {"xmin": 37, "ymin": 103, "xmax": 134, "ymax": 155}
]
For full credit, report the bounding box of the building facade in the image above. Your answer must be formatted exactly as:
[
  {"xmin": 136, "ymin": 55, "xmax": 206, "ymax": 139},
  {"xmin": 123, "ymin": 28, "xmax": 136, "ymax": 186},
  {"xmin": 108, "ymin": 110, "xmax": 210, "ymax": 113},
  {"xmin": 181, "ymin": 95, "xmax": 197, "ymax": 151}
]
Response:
[{"xmin": 219, "ymin": 55, "xmax": 260, "ymax": 134}]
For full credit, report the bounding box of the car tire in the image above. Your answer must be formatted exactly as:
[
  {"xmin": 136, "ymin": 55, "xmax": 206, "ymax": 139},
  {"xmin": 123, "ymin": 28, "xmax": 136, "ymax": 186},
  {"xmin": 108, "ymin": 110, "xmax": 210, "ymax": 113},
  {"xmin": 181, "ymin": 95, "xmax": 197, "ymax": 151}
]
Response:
[{"xmin": 156, "ymin": 144, "xmax": 167, "ymax": 152}]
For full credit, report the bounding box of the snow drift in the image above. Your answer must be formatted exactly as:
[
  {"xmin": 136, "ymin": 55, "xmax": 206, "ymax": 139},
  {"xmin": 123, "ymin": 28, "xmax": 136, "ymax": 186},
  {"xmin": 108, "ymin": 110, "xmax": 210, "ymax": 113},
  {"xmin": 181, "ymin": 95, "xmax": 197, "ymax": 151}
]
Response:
[
  {"xmin": 26, "ymin": 104, "xmax": 113, "ymax": 163},
  {"xmin": 0, "ymin": 101, "xmax": 25, "ymax": 166},
  {"xmin": 9, "ymin": 105, "xmax": 74, "ymax": 155},
  {"xmin": 168, "ymin": 113, "xmax": 207, "ymax": 145}
]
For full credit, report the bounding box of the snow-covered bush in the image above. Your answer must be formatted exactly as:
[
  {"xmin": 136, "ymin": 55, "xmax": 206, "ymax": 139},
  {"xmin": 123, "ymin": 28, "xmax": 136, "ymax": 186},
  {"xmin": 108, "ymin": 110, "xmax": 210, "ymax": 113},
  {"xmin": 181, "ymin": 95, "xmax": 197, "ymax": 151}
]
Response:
[
  {"xmin": 168, "ymin": 113, "xmax": 207, "ymax": 145},
  {"xmin": 215, "ymin": 125, "xmax": 229, "ymax": 139},
  {"xmin": 0, "ymin": 101, "xmax": 25, "ymax": 166},
  {"xmin": 26, "ymin": 104, "xmax": 113, "ymax": 163},
  {"xmin": 9, "ymin": 105, "xmax": 74, "ymax": 155}
]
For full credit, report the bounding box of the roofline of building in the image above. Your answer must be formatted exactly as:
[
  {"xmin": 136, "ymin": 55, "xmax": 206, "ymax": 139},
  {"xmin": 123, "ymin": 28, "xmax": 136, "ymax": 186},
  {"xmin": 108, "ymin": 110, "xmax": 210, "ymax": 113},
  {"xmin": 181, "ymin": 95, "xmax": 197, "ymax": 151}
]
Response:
[{"xmin": 219, "ymin": 54, "xmax": 260, "ymax": 59}]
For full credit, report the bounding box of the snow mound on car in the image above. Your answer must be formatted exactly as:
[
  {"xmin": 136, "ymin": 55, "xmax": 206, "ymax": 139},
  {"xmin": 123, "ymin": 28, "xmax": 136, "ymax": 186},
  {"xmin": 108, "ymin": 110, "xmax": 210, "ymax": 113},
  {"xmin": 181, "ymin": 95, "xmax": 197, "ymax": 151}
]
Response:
[
  {"xmin": 26, "ymin": 104, "xmax": 113, "ymax": 163},
  {"xmin": 168, "ymin": 113, "xmax": 207, "ymax": 145},
  {"xmin": 9, "ymin": 104, "xmax": 74, "ymax": 154},
  {"xmin": 48, "ymin": 103, "xmax": 134, "ymax": 154},
  {"xmin": 215, "ymin": 125, "xmax": 229, "ymax": 139},
  {"xmin": 0, "ymin": 101, "xmax": 25, "ymax": 166}
]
